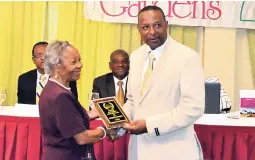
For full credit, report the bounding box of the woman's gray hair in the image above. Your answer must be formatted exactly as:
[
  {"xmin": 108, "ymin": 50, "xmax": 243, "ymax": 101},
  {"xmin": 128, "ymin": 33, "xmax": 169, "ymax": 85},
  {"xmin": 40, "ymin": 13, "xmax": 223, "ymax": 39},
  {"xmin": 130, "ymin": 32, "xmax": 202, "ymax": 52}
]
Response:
[{"xmin": 44, "ymin": 40, "xmax": 73, "ymax": 75}]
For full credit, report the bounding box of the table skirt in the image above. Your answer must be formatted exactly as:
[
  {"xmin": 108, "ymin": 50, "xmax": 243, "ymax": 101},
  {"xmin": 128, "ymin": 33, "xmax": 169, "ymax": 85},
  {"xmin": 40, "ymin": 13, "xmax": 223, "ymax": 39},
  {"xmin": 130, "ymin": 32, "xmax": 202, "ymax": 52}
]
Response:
[{"xmin": 0, "ymin": 116, "xmax": 255, "ymax": 160}]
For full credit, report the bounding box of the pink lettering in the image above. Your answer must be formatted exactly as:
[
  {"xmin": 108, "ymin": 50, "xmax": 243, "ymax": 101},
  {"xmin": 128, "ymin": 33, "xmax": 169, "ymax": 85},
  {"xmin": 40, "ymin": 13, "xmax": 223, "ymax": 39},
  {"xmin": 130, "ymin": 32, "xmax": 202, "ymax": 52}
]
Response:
[
  {"xmin": 191, "ymin": 1, "xmax": 198, "ymax": 18},
  {"xmin": 207, "ymin": 1, "xmax": 221, "ymax": 20},
  {"xmin": 98, "ymin": 1, "xmax": 222, "ymax": 21},
  {"xmin": 100, "ymin": 1, "xmax": 127, "ymax": 17},
  {"xmin": 127, "ymin": 2, "xmax": 141, "ymax": 17},
  {"xmin": 172, "ymin": 1, "xmax": 192, "ymax": 18},
  {"xmin": 201, "ymin": 1, "xmax": 207, "ymax": 19},
  {"xmin": 167, "ymin": 1, "xmax": 173, "ymax": 17}
]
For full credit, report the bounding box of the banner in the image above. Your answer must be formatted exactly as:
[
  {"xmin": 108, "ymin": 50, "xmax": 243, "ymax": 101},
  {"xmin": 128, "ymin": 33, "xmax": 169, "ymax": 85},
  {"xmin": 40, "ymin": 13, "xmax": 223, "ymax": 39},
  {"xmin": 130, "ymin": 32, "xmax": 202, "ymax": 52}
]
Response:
[{"xmin": 84, "ymin": 1, "xmax": 255, "ymax": 29}]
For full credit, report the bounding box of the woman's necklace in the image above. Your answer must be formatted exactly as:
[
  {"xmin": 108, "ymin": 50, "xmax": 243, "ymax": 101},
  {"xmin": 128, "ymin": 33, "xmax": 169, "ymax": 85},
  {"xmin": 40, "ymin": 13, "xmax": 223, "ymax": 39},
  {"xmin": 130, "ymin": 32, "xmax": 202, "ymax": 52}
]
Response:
[{"xmin": 49, "ymin": 78, "xmax": 71, "ymax": 91}]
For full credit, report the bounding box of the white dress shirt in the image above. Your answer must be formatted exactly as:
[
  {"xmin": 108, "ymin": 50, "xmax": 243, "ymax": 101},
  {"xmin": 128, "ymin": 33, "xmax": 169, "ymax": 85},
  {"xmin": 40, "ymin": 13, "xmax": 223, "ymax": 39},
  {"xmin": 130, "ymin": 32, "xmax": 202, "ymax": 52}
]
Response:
[
  {"xmin": 113, "ymin": 76, "xmax": 128, "ymax": 95},
  {"xmin": 141, "ymin": 36, "xmax": 169, "ymax": 82}
]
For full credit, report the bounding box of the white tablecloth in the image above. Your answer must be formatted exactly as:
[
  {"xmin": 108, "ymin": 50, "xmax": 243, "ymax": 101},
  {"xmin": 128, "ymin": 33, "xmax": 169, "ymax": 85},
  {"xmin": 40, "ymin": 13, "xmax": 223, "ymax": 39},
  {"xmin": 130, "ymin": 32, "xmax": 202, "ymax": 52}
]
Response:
[
  {"xmin": 0, "ymin": 104, "xmax": 39, "ymax": 117},
  {"xmin": 1, "ymin": 105, "xmax": 255, "ymax": 127},
  {"xmin": 194, "ymin": 112, "xmax": 255, "ymax": 127}
]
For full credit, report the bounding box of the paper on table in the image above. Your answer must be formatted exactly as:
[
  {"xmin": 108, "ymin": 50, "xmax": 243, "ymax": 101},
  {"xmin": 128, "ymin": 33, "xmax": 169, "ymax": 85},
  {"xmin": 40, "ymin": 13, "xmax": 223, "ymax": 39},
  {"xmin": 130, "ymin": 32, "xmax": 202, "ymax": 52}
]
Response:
[
  {"xmin": 227, "ymin": 111, "xmax": 240, "ymax": 119},
  {"xmin": 240, "ymin": 90, "xmax": 255, "ymax": 98}
]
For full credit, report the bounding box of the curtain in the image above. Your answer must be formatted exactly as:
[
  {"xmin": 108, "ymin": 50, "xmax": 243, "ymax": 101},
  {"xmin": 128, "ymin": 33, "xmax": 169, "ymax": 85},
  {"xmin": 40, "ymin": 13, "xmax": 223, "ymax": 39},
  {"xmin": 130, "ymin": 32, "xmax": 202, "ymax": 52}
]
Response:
[
  {"xmin": 0, "ymin": 2, "xmax": 46, "ymax": 105},
  {"xmin": 248, "ymin": 30, "xmax": 255, "ymax": 86},
  {"xmin": 169, "ymin": 26, "xmax": 197, "ymax": 51},
  {"xmin": 0, "ymin": 2, "xmax": 198, "ymax": 108}
]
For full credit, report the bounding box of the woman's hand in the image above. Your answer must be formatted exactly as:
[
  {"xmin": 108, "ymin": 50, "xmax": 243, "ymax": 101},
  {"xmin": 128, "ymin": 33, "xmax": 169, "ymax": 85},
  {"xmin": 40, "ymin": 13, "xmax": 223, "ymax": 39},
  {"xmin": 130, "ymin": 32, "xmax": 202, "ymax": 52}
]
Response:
[
  {"xmin": 106, "ymin": 128, "xmax": 119, "ymax": 141},
  {"xmin": 88, "ymin": 107, "xmax": 99, "ymax": 120}
]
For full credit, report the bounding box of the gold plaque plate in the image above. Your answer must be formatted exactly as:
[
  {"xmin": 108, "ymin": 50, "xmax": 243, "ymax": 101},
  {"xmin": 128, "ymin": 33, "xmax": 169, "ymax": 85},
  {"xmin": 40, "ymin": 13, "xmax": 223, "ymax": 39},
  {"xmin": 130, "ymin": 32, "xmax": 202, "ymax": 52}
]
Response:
[{"xmin": 92, "ymin": 97, "xmax": 130, "ymax": 129}]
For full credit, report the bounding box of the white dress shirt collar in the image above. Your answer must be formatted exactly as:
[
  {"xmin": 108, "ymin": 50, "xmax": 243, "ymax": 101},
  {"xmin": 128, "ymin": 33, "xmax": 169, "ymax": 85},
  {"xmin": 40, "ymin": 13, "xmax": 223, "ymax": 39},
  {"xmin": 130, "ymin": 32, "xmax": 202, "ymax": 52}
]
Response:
[
  {"xmin": 36, "ymin": 70, "xmax": 49, "ymax": 96},
  {"xmin": 145, "ymin": 36, "xmax": 169, "ymax": 61},
  {"xmin": 113, "ymin": 75, "xmax": 128, "ymax": 95},
  {"xmin": 36, "ymin": 70, "xmax": 49, "ymax": 83},
  {"xmin": 141, "ymin": 36, "xmax": 169, "ymax": 82}
]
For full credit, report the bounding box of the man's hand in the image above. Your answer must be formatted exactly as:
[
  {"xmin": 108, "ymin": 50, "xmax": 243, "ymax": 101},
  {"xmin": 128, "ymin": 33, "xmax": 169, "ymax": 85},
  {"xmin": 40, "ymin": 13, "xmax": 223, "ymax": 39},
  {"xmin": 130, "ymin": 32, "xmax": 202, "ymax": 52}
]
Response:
[{"xmin": 123, "ymin": 120, "xmax": 147, "ymax": 135}]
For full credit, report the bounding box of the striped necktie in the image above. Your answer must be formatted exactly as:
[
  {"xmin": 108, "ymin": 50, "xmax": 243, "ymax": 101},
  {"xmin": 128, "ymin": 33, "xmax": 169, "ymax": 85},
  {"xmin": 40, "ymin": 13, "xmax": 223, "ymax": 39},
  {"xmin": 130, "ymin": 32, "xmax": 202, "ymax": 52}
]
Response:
[
  {"xmin": 141, "ymin": 51, "xmax": 155, "ymax": 96},
  {"xmin": 36, "ymin": 74, "xmax": 47, "ymax": 104},
  {"xmin": 117, "ymin": 80, "xmax": 124, "ymax": 106}
]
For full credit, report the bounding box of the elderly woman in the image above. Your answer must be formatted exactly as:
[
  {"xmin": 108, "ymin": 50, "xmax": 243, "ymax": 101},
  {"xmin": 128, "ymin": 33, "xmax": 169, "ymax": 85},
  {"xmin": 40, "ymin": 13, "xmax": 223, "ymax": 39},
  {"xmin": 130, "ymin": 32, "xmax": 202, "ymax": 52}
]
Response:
[{"xmin": 39, "ymin": 41, "xmax": 105, "ymax": 160}]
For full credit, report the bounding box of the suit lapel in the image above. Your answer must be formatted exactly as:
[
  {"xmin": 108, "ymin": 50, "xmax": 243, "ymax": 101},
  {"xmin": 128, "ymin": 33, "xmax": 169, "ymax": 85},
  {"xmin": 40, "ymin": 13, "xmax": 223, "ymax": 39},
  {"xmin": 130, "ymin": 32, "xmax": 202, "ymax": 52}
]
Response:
[
  {"xmin": 139, "ymin": 37, "xmax": 176, "ymax": 104},
  {"xmin": 133, "ymin": 46, "xmax": 147, "ymax": 100},
  {"xmin": 124, "ymin": 77, "xmax": 128, "ymax": 102},
  {"xmin": 31, "ymin": 69, "xmax": 37, "ymax": 104},
  {"xmin": 106, "ymin": 74, "xmax": 116, "ymax": 97}
]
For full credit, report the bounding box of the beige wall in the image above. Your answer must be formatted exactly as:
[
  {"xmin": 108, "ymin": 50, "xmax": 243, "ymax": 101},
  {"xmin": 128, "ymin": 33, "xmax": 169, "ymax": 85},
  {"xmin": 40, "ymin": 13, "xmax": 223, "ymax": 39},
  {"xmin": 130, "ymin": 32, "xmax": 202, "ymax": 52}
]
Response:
[{"xmin": 198, "ymin": 28, "xmax": 254, "ymax": 111}]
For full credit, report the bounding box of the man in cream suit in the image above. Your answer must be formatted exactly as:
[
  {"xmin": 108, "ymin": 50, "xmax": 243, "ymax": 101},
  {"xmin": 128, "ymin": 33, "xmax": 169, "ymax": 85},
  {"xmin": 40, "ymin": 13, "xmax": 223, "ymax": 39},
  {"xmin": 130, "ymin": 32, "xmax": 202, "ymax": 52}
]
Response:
[{"xmin": 123, "ymin": 6, "xmax": 205, "ymax": 160}]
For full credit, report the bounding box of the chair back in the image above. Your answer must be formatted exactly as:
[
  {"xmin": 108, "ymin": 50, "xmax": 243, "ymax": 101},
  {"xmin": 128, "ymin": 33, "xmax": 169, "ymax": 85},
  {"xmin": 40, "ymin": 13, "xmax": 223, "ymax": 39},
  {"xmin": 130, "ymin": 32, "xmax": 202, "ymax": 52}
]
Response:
[{"xmin": 205, "ymin": 82, "xmax": 221, "ymax": 114}]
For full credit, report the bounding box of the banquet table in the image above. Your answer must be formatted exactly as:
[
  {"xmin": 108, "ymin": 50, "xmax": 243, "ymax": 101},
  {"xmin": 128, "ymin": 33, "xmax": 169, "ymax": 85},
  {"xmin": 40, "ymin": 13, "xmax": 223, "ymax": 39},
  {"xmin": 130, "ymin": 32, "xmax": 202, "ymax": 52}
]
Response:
[
  {"xmin": 0, "ymin": 105, "xmax": 255, "ymax": 160},
  {"xmin": 195, "ymin": 113, "xmax": 255, "ymax": 160}
]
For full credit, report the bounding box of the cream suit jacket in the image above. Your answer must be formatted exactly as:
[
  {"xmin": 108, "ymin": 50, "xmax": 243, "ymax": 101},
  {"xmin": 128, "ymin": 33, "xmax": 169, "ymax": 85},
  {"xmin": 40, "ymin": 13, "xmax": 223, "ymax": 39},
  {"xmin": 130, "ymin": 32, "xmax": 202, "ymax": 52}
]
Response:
[{"xmin": 123, "ymin": 36, "xmax": 205, "ymax": 160}]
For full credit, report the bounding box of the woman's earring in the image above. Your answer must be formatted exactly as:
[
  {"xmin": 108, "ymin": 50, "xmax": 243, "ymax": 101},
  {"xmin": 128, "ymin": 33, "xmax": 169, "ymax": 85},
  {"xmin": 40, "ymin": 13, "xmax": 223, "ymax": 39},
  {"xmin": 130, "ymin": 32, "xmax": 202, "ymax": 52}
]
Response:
[{"xmin": 54, "ymin": 75, "xmax": 58, "ymax": 79}]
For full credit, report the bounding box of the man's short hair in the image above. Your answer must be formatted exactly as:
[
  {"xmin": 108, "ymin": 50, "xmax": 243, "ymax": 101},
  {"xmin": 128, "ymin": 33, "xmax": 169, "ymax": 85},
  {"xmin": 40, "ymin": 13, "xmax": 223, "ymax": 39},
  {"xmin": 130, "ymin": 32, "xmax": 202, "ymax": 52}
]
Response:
[
  {"xmin": 32, "ymin": 41, "xmax": 48, "ymax": 57},
  {"xmin": 110, "ymin": 49, "xmax": 129, "ymax": 62},
  {"xmin": 138, "ymin": 5, "xmax": 166, "ymax": 22}
]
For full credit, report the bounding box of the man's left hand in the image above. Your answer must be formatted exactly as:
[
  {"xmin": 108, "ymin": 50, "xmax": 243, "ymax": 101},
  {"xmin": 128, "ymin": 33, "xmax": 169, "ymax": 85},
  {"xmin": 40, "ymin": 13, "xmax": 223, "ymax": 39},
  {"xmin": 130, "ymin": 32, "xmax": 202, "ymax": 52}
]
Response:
[{"xmin": 123, "ymin": 120, "xmax": 147, "ymax": 135}]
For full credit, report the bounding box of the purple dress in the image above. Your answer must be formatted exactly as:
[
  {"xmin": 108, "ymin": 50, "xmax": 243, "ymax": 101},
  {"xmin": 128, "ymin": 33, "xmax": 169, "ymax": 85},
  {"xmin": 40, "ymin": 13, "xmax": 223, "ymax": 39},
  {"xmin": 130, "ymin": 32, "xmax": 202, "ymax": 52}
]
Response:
[{"xmin": 39, "ymin": 80, "xmax": 95, "ymax": 160}]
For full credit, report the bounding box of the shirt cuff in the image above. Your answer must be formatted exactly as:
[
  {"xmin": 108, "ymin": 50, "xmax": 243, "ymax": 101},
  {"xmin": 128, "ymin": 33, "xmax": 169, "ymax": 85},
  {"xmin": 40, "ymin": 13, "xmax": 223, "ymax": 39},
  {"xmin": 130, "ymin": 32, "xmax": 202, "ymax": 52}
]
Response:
[{"xmin": 145, "ymin": 116, "xmax": 161, "ymax": 138}]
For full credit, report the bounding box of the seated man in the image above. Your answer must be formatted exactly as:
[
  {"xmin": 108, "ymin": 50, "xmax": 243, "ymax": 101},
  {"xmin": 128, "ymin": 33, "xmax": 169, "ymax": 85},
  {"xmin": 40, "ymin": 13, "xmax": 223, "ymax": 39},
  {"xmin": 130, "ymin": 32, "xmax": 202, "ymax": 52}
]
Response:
[
  {"xmin": 205, "ymin": 77, "xmax": 232, "ymax": 113},
  {"xmin": 17, "ymin": 41, "xmax": 78, "ymax": 104},
  {"xmin": 92, "ymin": 49, "xmax": 129, "ymax": 104},
  {"xmin": 92, "ymin": 49, "xmax": 129, "ymax": 160}
]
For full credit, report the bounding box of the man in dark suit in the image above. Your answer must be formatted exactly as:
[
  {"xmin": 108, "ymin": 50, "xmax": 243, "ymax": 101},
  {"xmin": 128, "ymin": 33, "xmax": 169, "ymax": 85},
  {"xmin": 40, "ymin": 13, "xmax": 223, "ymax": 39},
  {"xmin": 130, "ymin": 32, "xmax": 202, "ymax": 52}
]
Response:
[
  {"xmin": 17, "ymin": 41, "xmax": 78, "ymax": 104},
  {"xmin": 91, "ymin": 49, "xmax": 129, "ymax": 160},
  {"xmin": 92, "ymin": 49, "xmax": 129, "ymax": 103}
]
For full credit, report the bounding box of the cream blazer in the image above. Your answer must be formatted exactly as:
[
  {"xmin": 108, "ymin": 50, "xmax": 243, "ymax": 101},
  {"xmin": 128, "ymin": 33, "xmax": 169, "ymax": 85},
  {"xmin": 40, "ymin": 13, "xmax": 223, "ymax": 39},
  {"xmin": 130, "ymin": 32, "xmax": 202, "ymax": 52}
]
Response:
[{"xmin": 124, "ymin": 36, "xmax": 205, "ymax": 160}]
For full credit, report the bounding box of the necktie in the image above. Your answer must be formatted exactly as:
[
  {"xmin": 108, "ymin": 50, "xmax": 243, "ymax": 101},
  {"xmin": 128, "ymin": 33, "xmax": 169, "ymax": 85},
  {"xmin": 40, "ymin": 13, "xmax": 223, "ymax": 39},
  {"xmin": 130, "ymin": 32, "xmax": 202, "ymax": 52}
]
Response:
[
  {"xmin": 117, "ymin": 81, "xmax": 124, "ymax": 106},
  {"xmin": 36, "ymin": 74, "xmax": 47, "ymax": 104},
  {"xmin": 141, "ymin": 51, "xmax": 155, "ymax": 96}
]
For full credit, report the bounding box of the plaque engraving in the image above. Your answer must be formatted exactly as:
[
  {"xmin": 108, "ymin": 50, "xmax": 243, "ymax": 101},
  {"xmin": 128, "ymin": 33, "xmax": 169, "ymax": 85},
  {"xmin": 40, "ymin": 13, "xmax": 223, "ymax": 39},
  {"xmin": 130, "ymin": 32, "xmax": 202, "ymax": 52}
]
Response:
[{"xmin": 92, "ymin": 97, "xmax": 130, "ymax": 129}]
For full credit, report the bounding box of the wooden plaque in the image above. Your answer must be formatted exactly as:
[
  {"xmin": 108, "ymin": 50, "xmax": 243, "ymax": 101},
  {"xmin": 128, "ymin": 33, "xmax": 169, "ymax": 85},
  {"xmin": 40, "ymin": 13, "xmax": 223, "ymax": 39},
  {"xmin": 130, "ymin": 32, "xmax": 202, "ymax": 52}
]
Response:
[{"xmin": 92, "ymin": 97, "xmax": 130, "ymax": 129}]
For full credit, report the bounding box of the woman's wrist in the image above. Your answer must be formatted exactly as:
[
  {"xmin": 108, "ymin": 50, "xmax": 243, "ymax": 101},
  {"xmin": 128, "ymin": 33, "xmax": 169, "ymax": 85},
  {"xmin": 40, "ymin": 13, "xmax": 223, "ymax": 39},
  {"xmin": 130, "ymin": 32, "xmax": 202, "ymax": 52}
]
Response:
[
  {"xmin": 97, "ymin": 126, "xmax": 106, "ymax": 139},
  {"xmin": 88, "ymin": 109, "xmax": 99, "ymax": 120}
]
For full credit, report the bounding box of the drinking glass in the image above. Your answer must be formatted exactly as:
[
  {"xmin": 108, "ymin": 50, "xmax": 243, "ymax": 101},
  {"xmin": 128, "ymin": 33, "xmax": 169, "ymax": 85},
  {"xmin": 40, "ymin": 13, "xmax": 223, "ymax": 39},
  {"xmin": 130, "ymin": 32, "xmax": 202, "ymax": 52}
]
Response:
[
  {"xmin": 0, "ymin": 87, "xmax": 6, "ymax": 110},
  {"xmin": 88, "ymin": 92, "xmax": 99, "ymax": 100},
  {"xmin": 88, "ymin": 92, "xmax": 99, "ymax": 110}
]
